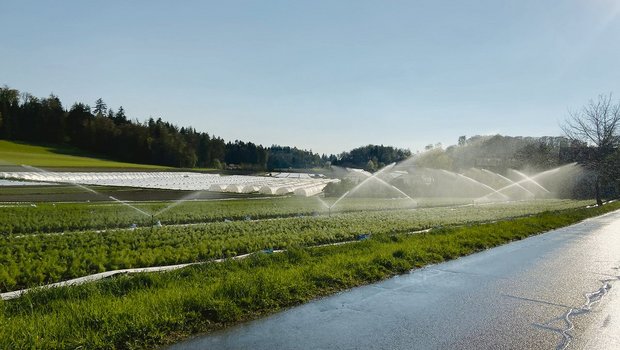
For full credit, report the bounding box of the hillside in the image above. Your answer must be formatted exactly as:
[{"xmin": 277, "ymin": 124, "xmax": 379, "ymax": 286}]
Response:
[{"xmin": 0, "ymin": 140, "xmax": 167, "ymax": 169}]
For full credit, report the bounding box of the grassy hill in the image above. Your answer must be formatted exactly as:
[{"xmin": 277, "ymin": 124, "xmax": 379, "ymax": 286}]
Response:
[{"xmin": 0, "ymin": 140, "xmax": 167, "ymax": 169}]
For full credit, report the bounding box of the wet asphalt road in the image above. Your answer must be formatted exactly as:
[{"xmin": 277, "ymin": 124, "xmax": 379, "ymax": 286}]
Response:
[{"xmin": 169, "ymin": 209, "xmax": 620, "ymax": 350}]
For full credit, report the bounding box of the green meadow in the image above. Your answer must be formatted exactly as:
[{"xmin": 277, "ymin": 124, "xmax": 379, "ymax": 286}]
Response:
[{"xmin": 0, "ymin": 140, "xmax": 166, "ymax": 169}]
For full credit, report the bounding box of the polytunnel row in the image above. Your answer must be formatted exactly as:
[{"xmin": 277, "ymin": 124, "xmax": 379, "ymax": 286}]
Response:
[
  {"xmin": 270, "ymin": 172, "xmax": 325, "ymax": 179},
  {"xmin": 0, "ymin": 172, "xmax": 338, "ymax": 197}
]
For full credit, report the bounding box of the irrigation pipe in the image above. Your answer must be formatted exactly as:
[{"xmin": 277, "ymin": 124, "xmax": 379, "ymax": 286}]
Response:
[
  {"xmin": 1, "ymin": 228, "xmax": 434, "ymax": 301},
  {"xmin": 3, "ymin": 201, "xmax": 609, "ymax": 300}
]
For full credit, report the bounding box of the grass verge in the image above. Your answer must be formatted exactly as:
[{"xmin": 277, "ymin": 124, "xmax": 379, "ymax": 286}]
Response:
[{"xmin": 1, "ymin": 202, "xmax": 619, "ymax": 349}]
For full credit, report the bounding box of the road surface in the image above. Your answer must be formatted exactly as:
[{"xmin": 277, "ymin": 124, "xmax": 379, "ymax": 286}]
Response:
[{"xmin": 168, "ymin": 209, "xmax": 620, "ymax": 350}]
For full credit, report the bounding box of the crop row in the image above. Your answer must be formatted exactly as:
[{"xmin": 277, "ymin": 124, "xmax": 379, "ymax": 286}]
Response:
[
  {"xmin": 0, "ymin": 199, "xmax": 592, "ymax": 292},
  {"xmin": 0, "ymin": 197, "xmax": 470, "ymax": 235}
]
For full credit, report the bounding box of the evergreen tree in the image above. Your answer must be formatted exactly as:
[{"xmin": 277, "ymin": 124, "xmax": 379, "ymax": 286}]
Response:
[{"xmin": 93, "ymin": 98, "xmax": 107, "ymax": 117}]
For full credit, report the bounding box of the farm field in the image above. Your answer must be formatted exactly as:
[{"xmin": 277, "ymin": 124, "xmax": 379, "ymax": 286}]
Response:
[
  {"xmin": 0, "ymin": 202, "xmax": 619, "ymax": 349},
  {"xmin": 0, "ymin": 165, "xmax": 613, "ymax": 349},
  {"xmin": 0, "ymin": 195, "xmax": 586, "ymax": 234},
  {"xmin": 0, "ymin": 198, "xmax": 594, "ymax": 292}
]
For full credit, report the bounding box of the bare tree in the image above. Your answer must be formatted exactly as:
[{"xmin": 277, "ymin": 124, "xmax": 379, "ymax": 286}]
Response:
[{"xmin": 562, "ymin": 94, "xmax": 620, "ymax": 205}]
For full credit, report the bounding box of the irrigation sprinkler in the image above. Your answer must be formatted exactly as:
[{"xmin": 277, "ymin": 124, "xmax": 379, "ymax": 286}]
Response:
[{"xmin": 314, "ymin": 195, "xmax": 333, "ymax": 217}]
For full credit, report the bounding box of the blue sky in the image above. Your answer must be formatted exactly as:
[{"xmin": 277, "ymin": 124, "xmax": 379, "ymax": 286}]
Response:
[{"xmin": 2, "ymin": 0, "xmax": 619, "ymax": 154}]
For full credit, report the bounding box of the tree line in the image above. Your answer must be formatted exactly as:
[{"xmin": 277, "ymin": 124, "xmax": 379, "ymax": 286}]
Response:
[
  {"xmin": 0, "ymin": 86, "xmax": 414, "ymax": 171},
  {"xmin": 330, "ymin": 145, "xmax": 412, "ymax": 171},
  {"xmin": 0, "ymin": 87, "xmax": 233, "ymax": 168}
]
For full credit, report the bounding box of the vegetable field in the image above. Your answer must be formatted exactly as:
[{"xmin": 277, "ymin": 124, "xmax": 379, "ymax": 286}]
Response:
[
  {"xmin": 1, "ymin": 202, "xmax": 619, "ymax": 350},
  {"xmin": 0, "ymin": 198, "xmax": 592, "ymax": 292}
]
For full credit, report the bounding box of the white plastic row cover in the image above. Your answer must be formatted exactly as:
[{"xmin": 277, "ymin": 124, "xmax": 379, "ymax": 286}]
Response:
[{"xmin": 0, "ymin": 172, "xmax": 339, "ymax": 197}]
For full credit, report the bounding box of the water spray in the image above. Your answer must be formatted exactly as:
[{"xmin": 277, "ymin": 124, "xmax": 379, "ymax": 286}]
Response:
[
  {"xmin": 476, "ymin": 165, "xmax": 574, "ymax": 202},
  {"xmin": 328, "ymin": 191, "xmax": 350, "ymax": 216},
  {"xmin": 108, "ymin": 196, "xmax": 151, "ymax": 217},
  {"xmin": 329, "ymin": 163, "xmax": 396, "ymax": 211},
  {"xmin": 509, "ymin": 169, "xmax": 552, "ymax": 194},
  {"xmin": 20, "ymin": 164, "xmax": 152, "ymax": 218},
  {"xmin": 440, "ymin": 169, "xmax": 510, "ymax": 202},
  {"xmin": 370, "ymin": 176, "xmax": 417, "ymax": 205},
  {"xmin": 479, "ymin": 168, "xmax": 535, "ymax": 197},
  {"xmin": 314, "ymin": 196, "xmax": 333, "ymax": 217},
  {"xmin": 154, "ymin": 190, "xmax": 205, "ymax": 217}
]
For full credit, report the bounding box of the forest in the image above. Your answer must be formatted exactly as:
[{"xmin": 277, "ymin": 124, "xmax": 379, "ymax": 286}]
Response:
[{"xmin": 0, "ymin": 86, "xmax": 415, "ymax": 170}]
